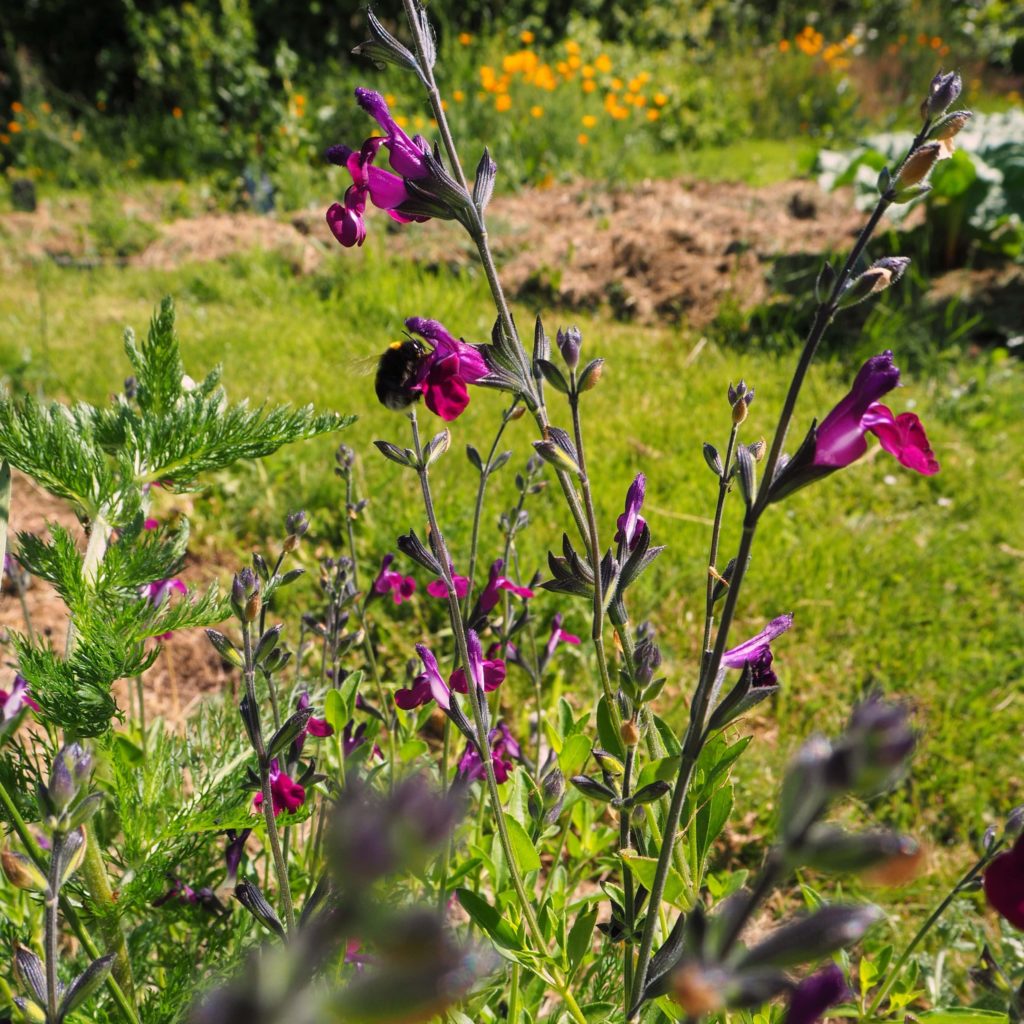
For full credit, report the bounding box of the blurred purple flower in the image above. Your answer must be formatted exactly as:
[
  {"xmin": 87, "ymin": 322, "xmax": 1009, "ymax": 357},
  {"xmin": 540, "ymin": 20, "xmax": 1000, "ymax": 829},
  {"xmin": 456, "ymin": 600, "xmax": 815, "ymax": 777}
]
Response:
[
  {"xmin": 342, "ymin": 720, "xmax": 383, "ymax": 761},
  {"xmin": 545, "ymin": 612, "xmax": 581, "ymax": 663},
  {"xmin": 479, "ymin": 558, "xmax": 535, "ymax": 613},
  {"xmin": 984, "ymin": 832, "xmax": 1024, "ymax": 930},
  {"xmin": 141, "ymin": 577, "xmax": 186, "ymax": 607},
  {"xmin": 143, "ymin": 517, "xmax": 160, "ymax": 530},
  {"xmin": 785, "ymin": 963, "xmax": 849, "ymax": 1024},
  {"xmin": 152, "ymin": 874, "xmax": 224, "ymax": 914},
  {"xmin": 615, "ymin": 473, "xmax": 647, "ymax": 550},
  {"xmin": 372, "ymin": 553, "xmax": 417, "ymax": 604},
  {"xmin": 1, "ymin": 675, "xmax": 40, "ymax": 720}
]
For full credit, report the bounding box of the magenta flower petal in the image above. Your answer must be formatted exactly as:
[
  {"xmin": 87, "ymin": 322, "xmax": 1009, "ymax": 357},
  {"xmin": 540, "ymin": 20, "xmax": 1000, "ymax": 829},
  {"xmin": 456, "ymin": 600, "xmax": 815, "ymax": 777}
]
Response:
[
  {"xmin": 615, "ymin": 473, "xmax": 647, "ymax": 550},
  {"xmin": 426, "ymin": 573, "xmax": 469, "ymax": 599},
  {"xmin": 355, "ymin": 88, "xmax": 430, "ymax": 178},
  {"xmin": 984, "ymin": 833, "xmax": 1024, "ymax": 929},
  {"xmin": 862, "ymin": 404, "xmax": 939, "ymax": 475},
  {"xmin": 814, "ymin": 351, "xmax": 901, "ymax": 468},
  {"xmin": 306, "ymin": 716, "xmax": 333, "ymax": 738},
  {"xmin": 327, "ymin": 201, "xmax": 365, "ymax": 248},
  {"xmin": 414, "ymin": 643, "xmax": 451, "ymax": 710}
]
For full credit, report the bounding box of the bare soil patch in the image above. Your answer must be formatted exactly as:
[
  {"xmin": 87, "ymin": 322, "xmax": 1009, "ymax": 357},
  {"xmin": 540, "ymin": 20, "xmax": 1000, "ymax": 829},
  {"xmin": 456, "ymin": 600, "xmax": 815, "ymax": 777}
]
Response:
[{"xmin": 1, "ymin": 471, "xmax": 232, "ymax": 727}]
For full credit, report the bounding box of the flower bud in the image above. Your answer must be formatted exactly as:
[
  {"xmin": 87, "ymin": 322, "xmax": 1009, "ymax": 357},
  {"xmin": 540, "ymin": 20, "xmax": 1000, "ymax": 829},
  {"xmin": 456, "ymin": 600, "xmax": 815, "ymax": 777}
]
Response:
[
  {"xmin": 577, "ymin": 357, "xmax": 604, "ymax": 392},
  {"xmin": 2, "ymin": 850, "xmax": 48, "ymax": 891},
  {"xmin": 508, "ymin": 404, "xmax": 527, "ymax": 421},
  {"xmin": 620, "ymin": 719, "xmax": 640, "ymax": 747},
  {"xmin": 570, "ymin": 775, "xmax": 617, "ymax": 803},
  {"xmin": 244, "ymin": 593, "xmax": 261, "ymax": 622},
  {"xmin": 335, "ymin": 444, "xmax": 356, "ymax": 472},
  {"xmin": 48, "ymin": 744, "xmax": 92, "ymax": 813},
  {"xmin": 556, "ymin": 326, "xmax": 582, "ymax": 370},
  {"xmin": 703, "ymin": 443, "xmax": 723, "ymax": 476},
  {"xmin": 893, "ymin": 143, "xmax": 941, "ymax": 194},
  {"xmin": 747, "ymin": 438, "xmax": 766, "ymax": 461},
  {"xmin": 672, "ymin": 964, "xmax": 726, "ymax": 1015},
  {"xmin": 592, "ymin": 748, "xmax": 625, "ymax": 778},
  {"xmin": 838, "ymin": 257, "xmax": 911, "ymax": 308},
  {"xmin": 921, "ymin": 70, "xmax": 962, "ymax": 121}
]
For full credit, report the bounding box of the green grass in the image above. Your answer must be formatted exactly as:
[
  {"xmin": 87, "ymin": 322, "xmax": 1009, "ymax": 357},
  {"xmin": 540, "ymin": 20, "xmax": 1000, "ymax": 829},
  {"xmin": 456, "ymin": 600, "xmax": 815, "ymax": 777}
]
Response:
[{"xmin": 0, "ymin": 235, "xmax": 1021, "ymax": 939}]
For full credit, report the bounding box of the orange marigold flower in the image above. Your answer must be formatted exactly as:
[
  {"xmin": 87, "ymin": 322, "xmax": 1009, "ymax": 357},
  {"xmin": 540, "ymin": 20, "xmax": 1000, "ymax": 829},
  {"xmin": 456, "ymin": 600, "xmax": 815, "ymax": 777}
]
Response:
[
  {"xmin": 8, "ymin": 121, "xmax": 21, "ymax": 132},
  {"xmin": 41, "ymin": 102, "xmax": 52, "ymax": 114},
  {"xmin": 582, "ymin": 64, "xmax": 594, "ymax": 78},
  {"xmin": 11, "ymin": 101, "xmax": 23, "ymax": 113},
  {"xmin": 568, "ymin": 54, "xmax": 581, "ymax": 69},
  {"xmin": 654, "ymin": 91, "xmax": 668, "ymax": 106},
  {"xmin": 0, "ymin": 134, "xmax": 9, "ymax": 144},
  {"xmin": 581, "ymin": 114, "xmax": 597, "ymax": 127},
  {"xmin": 582, "ymin": 79, "xmax": 596, "ymax": 93},
  {"xmin": 646, "ymin": 108, "xmax": 659, "ymax": 121},
  {"xmin": 611, "ymin": 76, "xmax": 624, "ymax": 90},
  {"xmin": 577, "ymin": 132, "xmax": 589, "ymax": 145},
  {"xmin": 458, "ymin": 32, "xmax": 472, "ymax": 45},
  {"xmin": 917, "ymin": 32, "xmax": 928, "ymax": 45},
  {"xmin": 565, "ymin": 40, "xmax": 581, "ymax": 54},
  {"xmin": 595, "ymin": 53, "xmax": 612, "ymax": 73},
  {"xmin": 72, "ymin": 129, "xmax": 83, "ymax": 142},
  {"xmin": 779, "ymin": 39, "xmax": 791, "ymax": 52},
  {"xmin": 453, "ymin": 89, "xmax": 465, "ymax": 102},
  {"xmin": 172, "ymin": 106, "xmax": 183, "ymax": 118},
  {"xmin": 531, "ymin": 104, "xmax": 543, "ymax": 118},
  {"xmin": 520, "ymin": 30, "xmax": 534, "ymax": 44},
  {"xmin": 496, "ymin": 94, "xmax": 512, "ymax": 112},
  {"xmin": 931, "ymin": 36, "xmax": 942, "ymax": 49}
]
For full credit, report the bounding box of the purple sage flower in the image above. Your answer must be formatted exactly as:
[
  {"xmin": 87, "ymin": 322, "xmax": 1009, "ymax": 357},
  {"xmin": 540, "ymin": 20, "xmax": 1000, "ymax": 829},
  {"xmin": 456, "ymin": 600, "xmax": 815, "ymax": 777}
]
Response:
[
  {"xmin": 814, "ymin": 351, "xmax": 938, "ymax": 474},
  {"xmin": 458, "ymin": 721, "xmax": 521, "ymax": 784},
  {"xmin": 1, "ymin": 675, "xmax": 41, "ymax": 720},
  {"xmin": 426, "ymin": 567, "xmax": 470, "ymax": 600},
  {"xmin": 785, "ymin": 963, "xmax": 850, "ymax": 1024},
  {"xmin": 984, "ymin": 831, "xmax": 1024, "ymax": 930},
  {"xmin": 372, "ymin": 553, "xmax": 417, "ymax": 604},
  {"xmin": 404, "ymin": 317, "xmax": 490, "ymax": 422},
  {"xmin": 544, "ymin": 613, "xmax": 581, "ymax": 663},
  {"xmin": 252, "ymin": 759, "xmax": 306, "ymax": 817},
  {"xmin": 224, "ymin": 829, "xmax": 251, "ymax": 882},
  {"xmin": 615, "ymin": 473, "xmax": 647, "ymax": 550},
  {"xmin": 723, "ymin": 614, "xmax": 793, "ymax": 687},
  {"xmin": 479, "ymin": 558, "xmax": 535, "ymax": 613}
]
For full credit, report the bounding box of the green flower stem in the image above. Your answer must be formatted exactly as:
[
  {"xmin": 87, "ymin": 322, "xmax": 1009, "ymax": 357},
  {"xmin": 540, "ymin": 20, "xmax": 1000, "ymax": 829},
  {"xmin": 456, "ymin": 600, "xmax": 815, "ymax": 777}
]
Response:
[
  {"xmin": 408, "ymin": 411, "xmax": 585, "ymax": 1024},
  {"xmin": 628, "ymin": 125, "xmax": 934, "ymax": 1012},
  {"xmin": 620, "ymin": 745, "xmax": 636, "ymax": 1016},
  {"xmin": 242, "ymin": 619, "xmax": 296, "ymax": 936},
  {"xmin": 0, "ymin": 778, "xmax": 139, "ymax": 1024},
  {"xmin": 45, "ymin": 834, "xmax": 62, "ymax": 1023},
  {"xmin": 341, "ymin": 471, "xmax": 397, "ymax": 784},
  {"xmin": 866, "ymin": 846, "xmax": 1001, "ymax": 1018},
  {"xmin": 701, "ymin": 424, "xmax": 740, "ymax": 655},
  {"xmin": 462, "ymin": 402, "xmax": 517, "ymax": 618},
  {"xmin": 568, "ymin": 383, "xmax": 618, "ymax": 717}
]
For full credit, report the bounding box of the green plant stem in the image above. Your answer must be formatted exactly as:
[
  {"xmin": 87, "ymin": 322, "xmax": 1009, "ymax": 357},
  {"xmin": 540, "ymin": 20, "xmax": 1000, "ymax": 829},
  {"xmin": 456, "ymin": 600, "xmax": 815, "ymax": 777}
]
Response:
[
  {"xmin": 701, "ymin": 424, "xmax": 739, "ymax": 655},
  {"xmin": 340, "ymin": 468, "xmax": 398, "ymax": 782},
  {"xmin": 0, "ymin": 779, "xmax": 139, "ymax": 1024},
  {"xmin": 508, "ymin": 962, "xmax": 521, "ymax": 1024},
  {"xmin": 243, "ymin": 619, "xmax": 296, "ymax": 936},
  {"xmin": 628, "ymin": 127, "xmax": 930, "ymax": 1010},
  {"xmin": 260, "ymin": 549, "xmax": 287, "ymax": 731},
  {"xmin": 408, "ymin": 411, "xmax": 585, "ymax": 1024},
  {"xmin": 463, "ymin": 402, "xmax": 516, "ymax": 617},
  {"xmin": 866, "ymin": 848, "xmax": 1000, "ymax": 1018},
  {"xmin": 46, "ymin": 834, "xmax": 62, "ymax": 1023},
  {"xmin": 568, "ymin": 384, "xmax": 617, "ymax": 714},
  {"xmin": 620, "ymin": 745, "xmax": 636, "ymax": 1017}
]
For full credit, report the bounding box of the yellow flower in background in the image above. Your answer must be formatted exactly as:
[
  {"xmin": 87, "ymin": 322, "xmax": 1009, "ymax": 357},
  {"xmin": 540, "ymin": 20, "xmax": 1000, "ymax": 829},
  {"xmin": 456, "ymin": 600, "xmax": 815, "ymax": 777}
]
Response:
[
  {"xmin": 531, "ymin": 105, "xmax": 544, "ymax": 118},
  {"xmin": 458, "ymin": 32, "xmax": 472, "ymax": 45},
  {"xmin": 41, "ymin": 102, "xmax": 52, "ymax": 114},
  {"xmin": 11, "ymin": 101, "xmax": 23, "ymax": 113},
  {"xmin": 556, "ymin": 60, "xmax": 570, "ymax": 76},
  {"xmin": 779, "ymin": 39, "xmax": 791, "ymax": 52},
  {"xmin": 565, "ymin": 40, "xmax": 581, "ymax": 55},
  {"xmin": 577, "ymin": 132, "xmax": 589, "ymax": 144},
  {"xmin": 172, "ymin": 106, "xmax": 183, "ymax": 119},
  {"xmin": 634, "ymin": 94, "xmax": 647, "ymax": 107},
  {"xmin": 453, "ymin": 89, "xmax": 465, "ymax": 102},
  {"xmin": 582, "ymin": 114, "xmax": 597, "ymax": 127},
  {"xmin": 654, "ymin": 92, "xmax": 668, "ymax": 106},
  {"xmin": 496, "ymin": 94, "xmax": 512, "ymax": 112},
  {"xmin": 568, "ymin": 54, "xmax": 581, "ymax": 70},
  {"xmin": 582, "ymin": 64, "xmax": 594, "ymax": 78},
  {"xmin": 385, "ymin": 93, "xmax": 396, "ymax": 105},
  {"xmin": 72, "ymin": 129, "xmax": 84, "ymax": 141},
  {"xmin": 595, "ymin": 53, "xmax": 612, "ymax": 73},
  {"xmin": 520, "ymin": 30, "xmax": 535, "ymax": 44},
  {"xmin": 611, "ymin": 76, "xmax": 624, "ymax": 90},
  {"xmin": 440, "ymin": 99, "xmax": 448, "ymax": 110},
  {"xmin": 395, "ymin": 114, "xmax": 409, "ymax": 127},
  {"xmin": 8, "ymin": 121, "xmax": 20, "ymax": 133},
  {"xmin": 646, "ymin": 108, "xmax": 659, "ymax": 121},
  {"xmin": 0, "ymin": 134, "xmax": 9, "ymax": 144},
  {"xmin": 582, "ymin": 79, "xmax": 596, "ymax": 93}
]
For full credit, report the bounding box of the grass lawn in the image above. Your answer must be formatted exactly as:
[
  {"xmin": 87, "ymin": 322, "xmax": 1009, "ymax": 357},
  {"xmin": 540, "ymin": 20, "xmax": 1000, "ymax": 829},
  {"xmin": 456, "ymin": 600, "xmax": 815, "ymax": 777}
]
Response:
[{"xmin": 0, "ymin": 228, "xmax": 1021, "ymax": 945}]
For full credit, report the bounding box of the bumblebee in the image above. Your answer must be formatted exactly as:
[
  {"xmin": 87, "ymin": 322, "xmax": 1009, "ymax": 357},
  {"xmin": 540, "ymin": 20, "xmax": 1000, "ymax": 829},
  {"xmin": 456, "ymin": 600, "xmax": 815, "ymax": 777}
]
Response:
[{"xmin": 375, "ymin": 339, "xmax": 427, "ymax": 411}]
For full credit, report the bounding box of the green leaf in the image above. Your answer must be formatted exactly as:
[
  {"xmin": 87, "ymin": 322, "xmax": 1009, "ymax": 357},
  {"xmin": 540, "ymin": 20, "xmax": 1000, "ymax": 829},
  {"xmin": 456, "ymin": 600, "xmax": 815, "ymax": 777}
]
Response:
[
  {"xmin": 597, "ymin": 696, "xmax": 625, "ymax": 759},
  {"xmin": 456, "ymin": 888, "xmax": 523, "ymax": 950},
  {"xmin": 324, "ymin": 689, "xmax": 346, "ymax": 734},
  {"xmin": 559, "ymin": 733, "xmax": 591, "ymax": 780},
  {"xmin": 693, "ymin": 783, "xmax": 733, "ymax": 879},
  {"xmin": 917, "ymin": 1013, "xmax": 1009, "ymax": 1024},
  {"xmin": 398, "ymin": 739, "xmax": 430, "ymax": 761},
  {"xmin": 505, "ymin": 815, "xmax": 542, "ymax": 874},
  {"xmin": 620, "ymin": 851, "xmax": 690, "ymax": 909},
  {"xmin": 566, "ymin": 907, "xmax": 598, "ymax": 975},
  {"xmin": 636, "ymin": 756, "xmax": 678, "ymax": 791}
]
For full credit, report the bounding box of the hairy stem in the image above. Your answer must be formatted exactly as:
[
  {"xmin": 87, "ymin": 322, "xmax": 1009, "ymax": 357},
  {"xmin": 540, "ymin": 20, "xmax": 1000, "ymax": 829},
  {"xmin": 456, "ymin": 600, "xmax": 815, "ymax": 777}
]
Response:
[
  {"xmin": 45, "ymin": 835, "xmax": 62, "ymax": 1023},
  {"xmin": 243, "ymin": 620, "xmax": 296, "ymax": 935}
]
